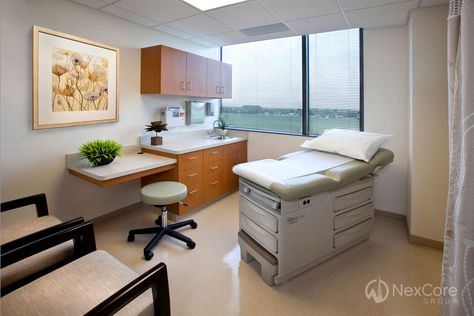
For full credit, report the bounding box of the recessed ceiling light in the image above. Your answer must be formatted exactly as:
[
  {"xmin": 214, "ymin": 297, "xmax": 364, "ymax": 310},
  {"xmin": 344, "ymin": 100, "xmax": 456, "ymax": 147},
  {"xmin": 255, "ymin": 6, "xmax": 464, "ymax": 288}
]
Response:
[{"xmin": 181, "ymin": 0, "xmax": 247, "ymax": 11}]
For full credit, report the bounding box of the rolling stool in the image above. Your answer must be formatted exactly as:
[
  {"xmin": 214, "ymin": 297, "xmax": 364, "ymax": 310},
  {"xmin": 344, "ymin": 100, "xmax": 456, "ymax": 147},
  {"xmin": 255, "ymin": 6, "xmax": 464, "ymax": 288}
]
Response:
[{"xmin": 128, "ymin": 181, "xmax": 198, "ymax": 260}]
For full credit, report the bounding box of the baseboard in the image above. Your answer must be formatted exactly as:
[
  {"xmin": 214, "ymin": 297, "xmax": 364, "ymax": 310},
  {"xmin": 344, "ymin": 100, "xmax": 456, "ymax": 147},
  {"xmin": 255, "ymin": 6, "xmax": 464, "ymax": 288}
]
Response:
[
  {"xmin": 374, "ymin": 209, "xmax": 406, "ymax": 222},
  {"xmin": 91, "ymin": 202, "xmax": 142, "ymax": 225},
  {"xmin": 409, "ymin": 234, "xmax": 444, "ymax": 250}
]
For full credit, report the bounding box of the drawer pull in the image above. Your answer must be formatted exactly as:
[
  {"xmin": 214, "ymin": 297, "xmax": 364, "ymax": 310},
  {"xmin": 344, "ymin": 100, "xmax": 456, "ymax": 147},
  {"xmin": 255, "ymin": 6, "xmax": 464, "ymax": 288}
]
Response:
[
  {"xmin": 211, "ymin": 166, "xmax": 219, "ymax": 170},
  {"xmin": 210, "ymin": 151, "xmax": 219, "ymax": 155},
  {"xmin": 189, "ymin": 189, "xmax": 198, "ymax": 194},
  {"xmin": 187, "ymin": 173, "xmax": 198, "ymax": 177},
  {"xmin": 211, "ymin": 181, "xmax": 219, "ymax": 185},
  {"xmin": 187, "ymin": 156, "xmax": 197, "ymax": 160},
  {"xmin": 342, "ymin": 209, "xmax": 364, "ymax": 217}
]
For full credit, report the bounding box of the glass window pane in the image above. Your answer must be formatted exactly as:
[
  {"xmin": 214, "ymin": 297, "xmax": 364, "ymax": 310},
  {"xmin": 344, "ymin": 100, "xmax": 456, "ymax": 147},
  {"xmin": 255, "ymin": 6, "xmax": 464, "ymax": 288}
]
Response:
[
  {"xmin": 222, "ymin": 36, "xmax": 302, "ymax": 134},
  {"xmin": 309, "ymin": 29, "xmax": 360, "ymax": 135}
]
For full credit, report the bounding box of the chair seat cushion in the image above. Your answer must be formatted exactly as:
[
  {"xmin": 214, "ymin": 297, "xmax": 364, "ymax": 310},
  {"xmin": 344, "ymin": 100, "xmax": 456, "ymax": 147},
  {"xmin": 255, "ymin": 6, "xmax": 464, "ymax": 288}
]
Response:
[
  {"xmin": 1, "ymin": 216, "xmax": 74, "ymax": 287},
  {"xmin": 1, "ymin": 250, "xmax": 154, "ymax": 315},
  {"xmin": 141, "ymin": 181, "xmax": 187, "ymax": 205}
]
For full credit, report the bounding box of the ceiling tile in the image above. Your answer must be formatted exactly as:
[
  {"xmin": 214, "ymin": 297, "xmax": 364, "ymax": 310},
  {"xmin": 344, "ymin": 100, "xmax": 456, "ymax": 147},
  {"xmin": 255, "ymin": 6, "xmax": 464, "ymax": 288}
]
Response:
[
  {"xmin": 420, "ymin": 0, "xmax": 448, "ymax": 7},
  {"xmin": 345, "ymin": 0, "xmax": 418, "ymax": 28},
  {"xmin": 287, "ymin": 13, "xmax": 347, "ymax": 35},
  {"xmin": 204, "ymin": 29, "xmax": 295, "ymax": 46},
  {"xmin": 166, "ymin": 14, "xmax": 232, "ymax": 37},
  {"xmin": 206, "ymin": 1, "xmax": 279, "ymax": 30},
  {"xmin": 153, "ymin": 24, "xmax": 194, "ymax": 39},
  {"xmin": 71, "ymin": 0, "xmax": 108, "ymax": 9},
  {"xmin": 188, "ymin": 37, "xmax": 220, "ymax": 48},
  {"xmin": 113, "ymin": 0, "xmax": 199, "ymax": 24},
  {"xmin": 339, "ymin": 0, "xmax": 409, "ymax": 11},
  {"xmin": 257, "ymin": 0, "xmax": 340, "ymax": 21},
  {"xmin": 101, "ymin": 5, "xmax": 159, "ymax": 26}
]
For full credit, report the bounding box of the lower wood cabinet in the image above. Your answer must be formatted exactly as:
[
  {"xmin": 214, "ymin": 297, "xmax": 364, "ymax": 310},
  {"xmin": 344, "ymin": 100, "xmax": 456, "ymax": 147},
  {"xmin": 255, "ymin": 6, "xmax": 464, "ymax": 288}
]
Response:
[{"xmin": 142, "ymin": 141, "xmax": 247, "ymax": 216}]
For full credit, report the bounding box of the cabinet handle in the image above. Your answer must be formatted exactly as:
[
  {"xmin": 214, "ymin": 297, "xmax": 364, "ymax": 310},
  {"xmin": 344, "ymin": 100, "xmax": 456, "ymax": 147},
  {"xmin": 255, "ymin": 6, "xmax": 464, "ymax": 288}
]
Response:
[
  {"xmin": 186, "ymin": 81, "xmax": 192, "ymax": 91},
  {"xmin": 180, "ymin": 81, "xmax": 185, "ymax": 90},
  {"xmin": 210, "ymin": 151, "xmax": 219, "ymax": 155},
  {"xmin": 211, "ymin": 166, "xmax": 219, "ymax": 170},
  {"xmin": 220, "ymin": 87, "xmax": 224, "ymax": 94},
  {"xmin": 187, "ymin": 173, "xmax": 198, "ymax": 177},
  {"xmin": 189, "ymin": 189, "xmax": 198, "ymax": 194},
  {"xmin": 216, "ymin": 86, "xmax": 220, "ymax": 94},
  {"xmin": 187, "ymin": 156, "xmax": 197, "ymax": 160},
  {"xmin": 211, "ymin": 181, "xmax": 219, "ymax": 185}
]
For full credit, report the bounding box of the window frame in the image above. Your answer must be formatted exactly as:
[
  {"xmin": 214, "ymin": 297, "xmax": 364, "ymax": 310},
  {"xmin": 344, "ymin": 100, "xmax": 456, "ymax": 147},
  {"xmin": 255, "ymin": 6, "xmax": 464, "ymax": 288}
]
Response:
[{"xmin": 220, "ymin": 28, "xmax": 364, "ymax": 136}]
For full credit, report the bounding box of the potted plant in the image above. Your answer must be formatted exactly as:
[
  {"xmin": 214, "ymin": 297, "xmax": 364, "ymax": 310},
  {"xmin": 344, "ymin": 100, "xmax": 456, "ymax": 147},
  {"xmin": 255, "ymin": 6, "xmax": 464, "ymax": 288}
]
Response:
[
  {"xmin": 79, "ymin": 139, "xmax": 123, "ymax": 166},
  {"xmin": 145, "ymin": 121, "xmax": 168, "ymax": 145},
  {"xmin": 213, "ymin": 115, "xmax": 231, "ymax": 138}
]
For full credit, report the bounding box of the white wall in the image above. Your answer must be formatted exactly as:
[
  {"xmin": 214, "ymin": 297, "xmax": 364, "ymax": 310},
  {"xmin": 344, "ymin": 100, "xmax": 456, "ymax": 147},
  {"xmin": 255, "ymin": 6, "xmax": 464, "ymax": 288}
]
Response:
[
  {"xmin": 364, "ymin": 26, "xmax": 409, "ymax": 215},
  {"xmin": 0, "ymin": 0, "xmax": 219, "ymax": 223},
  {"xmin": 408, "ymin": 5, "xmax": 448, "ymax": 242},
  {"xmin": 240, "ymin": 25, "xmax": 410, "ymax": 215}
]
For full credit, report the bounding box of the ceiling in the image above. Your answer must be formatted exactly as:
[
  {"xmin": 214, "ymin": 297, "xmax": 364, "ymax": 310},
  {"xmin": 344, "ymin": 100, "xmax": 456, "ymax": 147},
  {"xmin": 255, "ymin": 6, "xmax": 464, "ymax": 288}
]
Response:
[{"xmin": 71, "ymin": 0, "xmax": 448, "ymax": 47}]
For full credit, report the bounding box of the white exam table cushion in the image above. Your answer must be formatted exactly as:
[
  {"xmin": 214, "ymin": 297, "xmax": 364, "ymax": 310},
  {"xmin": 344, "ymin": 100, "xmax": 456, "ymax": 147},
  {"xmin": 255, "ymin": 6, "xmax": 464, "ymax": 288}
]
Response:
[{"xmin": 232, "ymin": 150, "xmax": 353, "ymax": 189}]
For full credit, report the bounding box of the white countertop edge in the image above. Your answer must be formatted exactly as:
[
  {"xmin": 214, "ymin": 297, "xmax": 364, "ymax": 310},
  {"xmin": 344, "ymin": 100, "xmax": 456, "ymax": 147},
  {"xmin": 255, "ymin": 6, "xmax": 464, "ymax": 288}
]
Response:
[{"xmin": 142, "ymin": 137, "xmax": 247, "ymax": 155}]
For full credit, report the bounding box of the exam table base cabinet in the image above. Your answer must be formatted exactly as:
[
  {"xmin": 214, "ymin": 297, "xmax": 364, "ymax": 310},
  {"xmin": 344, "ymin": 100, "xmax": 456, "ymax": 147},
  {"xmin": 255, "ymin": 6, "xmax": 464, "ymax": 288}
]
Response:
[{"xmin": 238, "ymin": 177, "xmax": 375, "ymax": 286}]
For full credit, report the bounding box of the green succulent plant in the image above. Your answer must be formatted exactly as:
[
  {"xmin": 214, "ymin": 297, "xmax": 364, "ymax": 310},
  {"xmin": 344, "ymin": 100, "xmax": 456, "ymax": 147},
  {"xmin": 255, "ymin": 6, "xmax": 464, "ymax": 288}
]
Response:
[
  {"xmin": 216, "ymin": 115, "xmax": 231, "ymax": 130},
  {"xmin": 79, "ymin": 139, "xmax": 123, "ymax": 166}
]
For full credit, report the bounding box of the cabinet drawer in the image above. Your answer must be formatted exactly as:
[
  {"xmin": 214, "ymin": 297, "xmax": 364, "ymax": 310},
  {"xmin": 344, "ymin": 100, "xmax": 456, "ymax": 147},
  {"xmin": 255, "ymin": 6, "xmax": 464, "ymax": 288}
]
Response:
[
  {"xmin": 179, "ymin": 151, "xmax": 203, "ymax": 171},
  {"xmin": 204, "ymin": 160, "xmax": 224, "ymax": 179},
  {"xmin": 203, "ymin": 147, "xmax": 225, "ymax": 164},
  {"xmin": 240, "ymin": 196, "xmax": 278, "ymax": 233},
  {"xmin": 179, "ymin": 166, "xmax": 203, "ymax": 186},
  {"xmin": 240, "ymin": 214, "xmax": 278, "ymax": 254},
  {"xmin": 334, "ymin": 187, "xmax": 372, "ymax": 212},
  {"xmin": 203, "ymin": 174, "xmax": 224, "ymax": 203},
  {"xmin": 227, "ymin": 150, "xmax": 247, "ymax": 167},
  {"xmin": 334, "ymin": 218, "xmax": 373, "ymax": 249},
  {"xmin": 334, "ymin": 203, "xmax": 373, "ymax": 231},
  {"xmin": 180, "ymin": 182, "xmax": 203, "ymax": 213},
  {"xmin": 225, "ymin": 141, "xmax": 247, "ymax": 154}
]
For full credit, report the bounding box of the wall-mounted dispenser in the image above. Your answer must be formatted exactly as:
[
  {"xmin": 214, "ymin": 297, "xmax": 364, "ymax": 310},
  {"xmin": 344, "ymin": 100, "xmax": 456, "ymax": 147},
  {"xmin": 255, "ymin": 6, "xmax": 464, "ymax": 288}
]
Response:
[
  {"xmin": 160, "ymin": 106, "xmax": 185, "ymax": 127},
  {"xmin": 185, "ymin": 101, "xmax": 205, "ymax": 125},
  {"xmin": 205, "ymin": 102, "xmax": 214, "ymax": 116}
]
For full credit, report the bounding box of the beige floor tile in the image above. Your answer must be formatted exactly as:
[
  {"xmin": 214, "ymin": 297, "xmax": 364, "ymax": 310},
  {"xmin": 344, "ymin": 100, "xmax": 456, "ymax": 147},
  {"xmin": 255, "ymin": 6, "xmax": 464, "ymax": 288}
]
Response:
[{"xmin": 94, "ymin": 192, "xmax": 442, "ymax": 316}]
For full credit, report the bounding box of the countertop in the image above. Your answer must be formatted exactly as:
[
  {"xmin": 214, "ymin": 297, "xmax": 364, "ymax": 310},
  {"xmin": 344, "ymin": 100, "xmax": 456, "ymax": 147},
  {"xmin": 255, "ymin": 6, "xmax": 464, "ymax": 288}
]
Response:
[
  {"xmin": 142, "ymin": 136, "xmax": 247, "ymax": 155},
  {"xmin": 66, "ymin": 146, "xmax": 176, "ymax": 181}
]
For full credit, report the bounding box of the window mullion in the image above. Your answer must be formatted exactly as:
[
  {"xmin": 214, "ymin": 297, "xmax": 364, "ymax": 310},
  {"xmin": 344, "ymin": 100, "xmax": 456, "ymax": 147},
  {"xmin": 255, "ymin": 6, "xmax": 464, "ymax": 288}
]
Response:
[{"xmin": 302, "ymin": 35, "xmax": 310, "ymax": 136}]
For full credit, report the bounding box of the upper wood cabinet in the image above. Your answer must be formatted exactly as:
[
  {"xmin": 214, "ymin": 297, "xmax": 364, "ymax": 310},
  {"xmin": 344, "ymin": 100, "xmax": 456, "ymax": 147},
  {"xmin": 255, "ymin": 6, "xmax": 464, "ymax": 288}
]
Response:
[
  {"xmin": 141, "ymin": 45, "xmax": 231, "ymax": 98},
  {"xmin": 206, "ymin": 59, "xmax": 232, "ymax": 99}
]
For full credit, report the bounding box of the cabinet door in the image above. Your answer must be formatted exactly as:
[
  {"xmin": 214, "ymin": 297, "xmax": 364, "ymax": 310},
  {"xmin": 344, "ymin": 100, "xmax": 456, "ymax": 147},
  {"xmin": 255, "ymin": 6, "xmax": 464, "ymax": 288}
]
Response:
[
  {"xmin": 160, "ymin": 46, "xmax": 186, "ymax": 96},
  {"xmin": 206, "ymin": 59, "xmax": 221, "ymax": 98},
  {"xmin": 220, "ymin": 62, "xmax": 232, "ymax": 99},
  {"xmin": 186, "ymin": 53, "xmax": 207, "ymax": 97}
]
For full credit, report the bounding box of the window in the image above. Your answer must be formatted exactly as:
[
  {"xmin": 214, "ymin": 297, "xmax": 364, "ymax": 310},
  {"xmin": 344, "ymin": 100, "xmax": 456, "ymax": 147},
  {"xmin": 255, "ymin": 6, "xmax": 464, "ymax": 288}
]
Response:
[
  {"xmin": 221, "ymin": 36, "xmax": 302, "ymax": 134},
  {"xmin": 309, "ymin": 29, "xmax": 361, "ymax": 135},
  {"xmin": 221, "ymin": 29, "xmax": 362, "ymax": 135}
]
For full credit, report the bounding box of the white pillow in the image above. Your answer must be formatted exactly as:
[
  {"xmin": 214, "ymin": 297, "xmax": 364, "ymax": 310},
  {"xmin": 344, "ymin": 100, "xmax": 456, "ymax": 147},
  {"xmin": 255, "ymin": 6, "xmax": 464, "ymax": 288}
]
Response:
[{"xmin": 301, "ymin": 129, "xmax": 391, "ymax": 162}]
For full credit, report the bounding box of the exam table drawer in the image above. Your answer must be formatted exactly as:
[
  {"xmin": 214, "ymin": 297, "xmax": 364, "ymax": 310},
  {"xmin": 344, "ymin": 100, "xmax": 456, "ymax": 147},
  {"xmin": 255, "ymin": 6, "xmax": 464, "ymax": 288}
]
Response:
[
  {"xmin": 240, "ymin": 196, "xmax": 278, "ymax": 233},
  {"xmin": 334, "ymin": 187, "xmax": 372, "ymax": 212},
  {"xmin": 334, "ymin": 203, "xmax": 373, "ymax": 231},
  {"xmin": 240, "ymin": 214, "xmax": 278, "ymax": 254},
  {"xmin": 334, "ymin": 218, "xmax": 373, "ymax": 249}
]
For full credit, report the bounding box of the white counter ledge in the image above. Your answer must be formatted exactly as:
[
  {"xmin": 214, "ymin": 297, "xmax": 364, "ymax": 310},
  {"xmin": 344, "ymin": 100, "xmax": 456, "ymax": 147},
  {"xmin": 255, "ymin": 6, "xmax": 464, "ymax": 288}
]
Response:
[
  {"xmin": 66, "ymin": 146, "xmax": 177, "ymax": 186},
  {"xmin": 142, "ymin": 136, "xmax": 246, "ymax": 155}
]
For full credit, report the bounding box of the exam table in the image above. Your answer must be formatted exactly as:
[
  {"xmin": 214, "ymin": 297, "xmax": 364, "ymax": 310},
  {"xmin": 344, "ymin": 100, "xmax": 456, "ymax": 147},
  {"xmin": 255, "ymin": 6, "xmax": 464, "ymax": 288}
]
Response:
[{"xmin": 233, "ymin": 148, "xmax": 394, "ymax": 285}]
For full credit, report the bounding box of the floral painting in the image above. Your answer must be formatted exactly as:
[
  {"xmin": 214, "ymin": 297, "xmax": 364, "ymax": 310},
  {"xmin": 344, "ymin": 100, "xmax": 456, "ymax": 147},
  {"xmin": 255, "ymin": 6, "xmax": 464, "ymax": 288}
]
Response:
[
  {"xmin": 52, "ymin": 48, "xmax": 109, "ymax": 112},
  {"xmin": 33, "ymin": 26, "xmax": 119, "ymax": 129}
]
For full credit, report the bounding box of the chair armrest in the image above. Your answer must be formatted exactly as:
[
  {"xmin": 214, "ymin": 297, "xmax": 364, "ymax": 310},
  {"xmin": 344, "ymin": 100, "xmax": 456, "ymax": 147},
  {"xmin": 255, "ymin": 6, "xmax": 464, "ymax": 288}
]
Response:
[
  {"xmin": 1, "ymin": 219, "xmax": 96, "ymax": 269},
  {"xmin": 86, "ymin": 262, "xmax": 171, "ymax": 316},
  {"xmin": 1, "ymin": 193, "xmax": 49, "ymax": 217}
]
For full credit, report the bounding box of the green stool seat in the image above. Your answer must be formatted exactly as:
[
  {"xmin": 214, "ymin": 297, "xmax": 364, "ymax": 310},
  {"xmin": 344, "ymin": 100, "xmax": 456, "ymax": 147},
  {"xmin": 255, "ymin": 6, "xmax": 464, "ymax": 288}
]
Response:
[{"xmin": 141, "ymin": 181, "xmax": 187, "ymax": 206}]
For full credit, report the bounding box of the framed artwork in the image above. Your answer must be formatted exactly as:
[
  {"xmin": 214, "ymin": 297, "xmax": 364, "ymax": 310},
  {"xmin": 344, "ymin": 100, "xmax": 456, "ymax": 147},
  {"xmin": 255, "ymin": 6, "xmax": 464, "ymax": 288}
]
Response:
[{"xmin": 32, "ymin": 26, "xmax": 119, "ymax": 129}]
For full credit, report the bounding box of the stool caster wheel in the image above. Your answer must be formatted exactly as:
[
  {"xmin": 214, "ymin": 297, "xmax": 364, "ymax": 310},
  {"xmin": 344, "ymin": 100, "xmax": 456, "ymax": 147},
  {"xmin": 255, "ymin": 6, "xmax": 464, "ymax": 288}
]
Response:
[
  {"xmin": 144, "ymin": 250, "xmax": 154, "ymax": 260},
  {"xmin": 154, "ymin": 216, "xmax": 162, "ymax": 226},
  {"xmin": 187, "ymin": 241, "xmax": 196, "ymax": 249},
  {"xmin": 190, "ymin": 222, "xmax": 197, "ymax": 229},
  {"xmin": 127, "ymin": 234, "xmax": 134, "ymax": 242}
]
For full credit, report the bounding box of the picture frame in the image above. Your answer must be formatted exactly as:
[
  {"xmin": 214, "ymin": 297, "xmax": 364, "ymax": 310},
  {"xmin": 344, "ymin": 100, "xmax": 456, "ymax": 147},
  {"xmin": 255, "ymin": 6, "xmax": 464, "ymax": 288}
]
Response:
[{"xmin": 32, "ymin": 26, "xmax": 119, "ymax": 129}]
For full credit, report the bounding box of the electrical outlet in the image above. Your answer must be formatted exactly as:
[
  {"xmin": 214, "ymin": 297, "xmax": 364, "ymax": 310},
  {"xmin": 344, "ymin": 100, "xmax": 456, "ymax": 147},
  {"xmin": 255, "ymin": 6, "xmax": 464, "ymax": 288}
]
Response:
[{"xmin": 298, "ymin": 197, "xmax": 311, "ymax": 208}]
